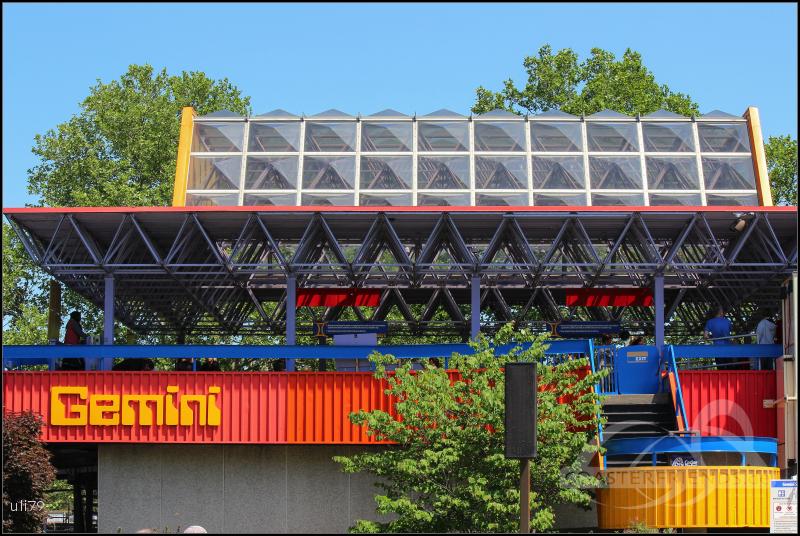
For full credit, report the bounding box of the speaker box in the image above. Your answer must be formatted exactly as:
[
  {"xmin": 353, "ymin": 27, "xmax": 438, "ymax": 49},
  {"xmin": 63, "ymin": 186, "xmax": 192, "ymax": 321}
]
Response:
[{"xmin": 504, "ymin": 362, "xmax": 537, "ymax": 459}]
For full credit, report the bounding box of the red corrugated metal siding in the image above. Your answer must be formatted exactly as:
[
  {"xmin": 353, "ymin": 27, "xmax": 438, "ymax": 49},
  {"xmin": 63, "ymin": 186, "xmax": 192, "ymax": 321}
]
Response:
[
  {"xmin": 2, "ymin": 372, "xmax": 395, "ymax": 444},
  {"xmin": 679, "ymin": 371, "xmax": 777, "ymax": 437},
  {"xmin": 3, "ymin": 367, "xmax": 591, "ymax": 444}
]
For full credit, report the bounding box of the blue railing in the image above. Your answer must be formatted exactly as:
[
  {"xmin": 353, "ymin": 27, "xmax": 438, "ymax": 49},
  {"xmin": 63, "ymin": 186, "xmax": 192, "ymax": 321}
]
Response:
[
  {"xmin": 2, "ymin": 339, "xmax": 594, "ymax": 371},
  {"xmin": 666, "ymin": 345, "xmax": 690, "ymax": 433}
]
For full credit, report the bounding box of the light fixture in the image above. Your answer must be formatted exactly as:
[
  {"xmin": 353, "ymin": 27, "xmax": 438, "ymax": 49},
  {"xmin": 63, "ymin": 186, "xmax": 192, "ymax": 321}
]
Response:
[{"xmin": 729, "ymin": 212, "xmax": 755, "ymax": 233}]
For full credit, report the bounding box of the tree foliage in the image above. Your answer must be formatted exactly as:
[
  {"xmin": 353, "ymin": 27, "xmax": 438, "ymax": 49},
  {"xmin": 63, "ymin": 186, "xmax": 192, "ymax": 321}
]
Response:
[
  {"xmin": 765, "ymin": 134, "xmax": 798, "ymax": 206},
  {"xmin": 2, "ymin": 412, "xmax": 57, "ymax": 533},
  {"xmin": 28, "ymin": 64, "xmax": 251, "ymax": 207},
  {"xmin": 3, "ymin": 65, "xmax": 251, "ymax": 346},
  {"xmin": 334, "ymin": 324, "xmax": 606, "ymax": 533},
  {"xmin": 472, "ymin": 45, "xmax": 699, "ymax": 117}
]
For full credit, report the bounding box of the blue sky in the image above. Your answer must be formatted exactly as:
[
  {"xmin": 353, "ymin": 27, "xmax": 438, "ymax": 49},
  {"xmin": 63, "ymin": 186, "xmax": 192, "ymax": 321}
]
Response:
[{"xmin": 3, "ymin": 2, "xmax": 797, "ymax": 208}]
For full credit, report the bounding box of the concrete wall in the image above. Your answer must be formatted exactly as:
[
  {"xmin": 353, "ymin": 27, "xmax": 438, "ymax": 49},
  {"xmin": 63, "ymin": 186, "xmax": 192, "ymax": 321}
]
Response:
[{"xmin": 98, "ymin": 444, "xmax": 391, "ymax": 534}]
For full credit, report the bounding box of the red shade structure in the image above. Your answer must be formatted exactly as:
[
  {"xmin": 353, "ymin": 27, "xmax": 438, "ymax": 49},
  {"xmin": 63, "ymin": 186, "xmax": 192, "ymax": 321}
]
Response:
[
  {"xmin": 296, "ymin": 288, "xmax": 382, "ymax": 308},
  {"xmin": 565, "ymin": 288, "xmax": 654, "ymax": 307}
]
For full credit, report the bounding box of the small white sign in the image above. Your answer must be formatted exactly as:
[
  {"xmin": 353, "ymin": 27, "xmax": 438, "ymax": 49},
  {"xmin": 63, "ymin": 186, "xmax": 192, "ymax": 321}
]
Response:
[{"xmin": 771, "ymin": 479, "xmax": 797, "ymax": 534}]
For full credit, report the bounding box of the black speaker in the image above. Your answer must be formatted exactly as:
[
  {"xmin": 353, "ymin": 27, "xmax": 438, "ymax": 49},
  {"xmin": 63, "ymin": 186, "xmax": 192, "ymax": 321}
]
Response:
[{"xmin": 504, "ymin": 362, "xmax": 537, "ymax": 459}]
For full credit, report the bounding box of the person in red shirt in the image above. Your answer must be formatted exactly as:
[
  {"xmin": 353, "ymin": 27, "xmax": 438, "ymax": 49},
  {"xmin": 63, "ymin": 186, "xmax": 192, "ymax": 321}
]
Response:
[
  {"xmin": 60, "ymin": 310, "xmax": 87, "ymax": 370},
  {"xmin": 64, "ymin": 311, "xmax": 87, "ymax": 345}
]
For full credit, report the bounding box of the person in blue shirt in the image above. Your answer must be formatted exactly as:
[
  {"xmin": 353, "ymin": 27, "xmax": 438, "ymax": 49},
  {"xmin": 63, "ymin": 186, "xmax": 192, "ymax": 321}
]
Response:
[{"xmin": 704, "ymin": 307, "xmax": 732, "ymax": 345}]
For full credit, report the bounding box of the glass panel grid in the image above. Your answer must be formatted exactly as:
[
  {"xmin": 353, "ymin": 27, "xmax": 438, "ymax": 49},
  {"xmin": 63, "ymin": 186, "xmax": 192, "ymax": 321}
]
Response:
[{"xmin": 183, "ymin": 118, "xmax": 758, "ymax": 207}]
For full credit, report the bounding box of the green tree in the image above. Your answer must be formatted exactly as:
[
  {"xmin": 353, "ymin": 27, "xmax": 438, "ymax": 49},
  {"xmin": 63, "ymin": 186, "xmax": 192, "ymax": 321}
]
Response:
[
  {"xmin": 472, "ymin": 45, "xmax": 699, "ymax": 117},
  {"xmin": 3, "ymin": 65, "xmax": 251, "ymax": 346},
  {"xmin": 765, "ymin": 134, "xmax": 798, "ymax": 206},
  {"xmin": 2, "ymin": 412, "xmax": 57, "ymax": 533},
  {"xmin": 334, "ymin": 324, "xmax": 606, "ymax": 533}
]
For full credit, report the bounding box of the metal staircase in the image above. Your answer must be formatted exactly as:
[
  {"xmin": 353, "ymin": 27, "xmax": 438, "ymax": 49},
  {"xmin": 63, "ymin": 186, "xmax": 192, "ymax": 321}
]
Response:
[{"xmin": 602, "ymin": 393, "xmax": 678, "ymax": 468}]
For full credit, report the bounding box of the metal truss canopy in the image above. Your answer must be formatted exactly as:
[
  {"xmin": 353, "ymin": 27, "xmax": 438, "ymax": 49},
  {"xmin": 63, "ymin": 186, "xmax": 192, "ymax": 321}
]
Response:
[{"xmin": 4, "ymin": 206, "xmax": 797, "ymax": 337}]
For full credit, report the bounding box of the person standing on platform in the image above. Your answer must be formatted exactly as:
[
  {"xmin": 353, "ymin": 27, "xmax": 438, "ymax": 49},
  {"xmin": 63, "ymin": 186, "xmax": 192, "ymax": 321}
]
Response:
[
  {"xmin": 755, "ymin": 311, "xmax": 777, "ymax": 370},
  {"xmin": 59, "ymin": 311, "xmax": 87, "ymax": 370},
  {"xmin": 704, "ymin": 307, "xmax": 733, "ymax": 369},
  {"xmin": 704, "ymin": 307, "xmax": 732, "ymax": 345}
]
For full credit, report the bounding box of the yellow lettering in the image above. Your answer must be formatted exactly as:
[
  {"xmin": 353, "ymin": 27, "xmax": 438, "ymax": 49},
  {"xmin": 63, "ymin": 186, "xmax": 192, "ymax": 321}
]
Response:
[
  {"xmin": 207, "ymin": 386, "xmax": 221, "ymax": 426},
  {"xmin": 49, "ymin": 385, "xmax": 221, "ymax": 428},
  {"xmin": 180, "ymin": 395, "xmax": 207, "ymax": 426},
  {"xmin": 165, "ymin": 386, "xmax": 180, "ymax": 425},
  {"xmin": 121, "ymin": 395, "xmax": 164, "ymax": 426},
  {"xmin": 89, "ymin": 395, "xmax": 120, "ymax": 425},
  {"xmin": 50, "ymin": 386, "xmax": 88, "ymax": 425}
]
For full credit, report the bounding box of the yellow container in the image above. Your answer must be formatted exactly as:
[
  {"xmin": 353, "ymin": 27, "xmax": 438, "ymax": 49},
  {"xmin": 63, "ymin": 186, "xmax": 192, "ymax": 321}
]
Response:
[{"xmin": 597, "ymin": 466, "xmax": 779, "ymax": 530}]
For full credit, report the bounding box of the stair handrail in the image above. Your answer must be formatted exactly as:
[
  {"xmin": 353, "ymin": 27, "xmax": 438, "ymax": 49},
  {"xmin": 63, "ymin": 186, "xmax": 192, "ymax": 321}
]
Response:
[
  {"xmin": 666, "ymin": 345, "xmax": 690, "ymax": 433},
  {"xmin": 588, "ymin": 339, "xmax": 606, "ymax": 469}
]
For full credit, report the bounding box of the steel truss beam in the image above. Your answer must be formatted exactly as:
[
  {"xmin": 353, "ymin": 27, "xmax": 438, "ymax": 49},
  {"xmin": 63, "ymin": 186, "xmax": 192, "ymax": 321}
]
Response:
[{"xmin": 5, "ymin": 209, "xmax": 796, "ymax": 337}]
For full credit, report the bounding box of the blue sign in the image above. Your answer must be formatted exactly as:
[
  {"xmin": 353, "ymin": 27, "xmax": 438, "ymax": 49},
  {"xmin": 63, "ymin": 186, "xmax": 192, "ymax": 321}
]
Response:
[
  {"xmin": 554, "ymin": 321, "xmax": 621, "ymax": 338},
  {"xmin": 314, "ymin": 321, "xmax": 388, "ymax": 336}
]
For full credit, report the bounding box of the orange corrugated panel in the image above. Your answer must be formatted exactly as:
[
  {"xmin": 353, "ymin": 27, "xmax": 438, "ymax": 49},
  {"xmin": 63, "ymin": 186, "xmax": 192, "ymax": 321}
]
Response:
[
  {"xmin": 597, "ymin": 466, "xmax": 778, "ymax": 529},
  {"xmin": 680, "ymin": 371, "xmax": 776, "ymax": 437},
  {"xmin": 2, "ymin": 371, "xmax": 392, "ymax": 445}
]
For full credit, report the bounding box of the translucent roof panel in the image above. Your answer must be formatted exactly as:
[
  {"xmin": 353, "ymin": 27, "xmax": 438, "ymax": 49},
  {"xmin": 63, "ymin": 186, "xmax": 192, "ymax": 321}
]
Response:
[
  {"xmin": 700, "ymin": 110, "xmax": 741, "ymax": 120},
  {"xmin": 591, "ymin": 193, "xmax": 645, "ymax": 206},
  {"xmin": 706, "ymin": 193, "xmax": 758, "ymax": 206},
  {"xmin": 646, "ymin": 156, "xmax": 700, "ymax": 190},
  {"xmin": 188, "ymin": 155, "xmax": 242, "ymax": 190},
  {"xmin": 311, "ymin": 109, "xmax": 354, "ymax": 119},
  {"xmin": 643, "ymin": 109, "xmax": 687, "ymax": 119},
  {"xmin": 477, "ymin": 108, "xmax": 520, "ymax": 118},
  {"xmin": 587, "ymin": 123, "xmax": 639, "ymax": 152},
  {"xmin": 302, "ymin": 156, "xmax": 356, "ymax": 189},
  {"xmin": 474, "ymin": 121, "xmax": 525, "ymax": 151},
  {"xmin": 248, "ymin": 122, "xmax": 301, "ymax": 152},
  {"xmin": 361, "ymin": 122, "xmax": 412, "ymax": 152},
  {"xmin": 244, "ymin": 193, "xmax": 297, "ymax": 206},
  {"xmin": 534, "ymin": 192, "xmax": 587, "ymax": 206},
  {"xmin": 702, "ymin": 156, "xmax": 757, "ymax": 190},
  {"xmin": 301, "ymin": 192, "xmax": 356, "ymax": 206},
  {"xmin": 642, "ymin": 123, "xmax": 695, "ymax": 152},
  {"xmin": 476, "ymin": 192, "xmax": 528, "ymax": 206},
  {"xmin": 422, "ymin": 109, "xmax": 466, "ymax": 118},
  {"xmin": 531, "ymin": 122, "xmax": 583, "ymax": 152},
  {"xmin": 418, "ymin": 121, "xmax": 469, "ymax": 151},
  {"xmin": 360, "ymin": 192, "xmax": 413, "ymax": 206},
  {"xmin": 587, "ymin": 109, "xmax": 631, "ymax": 119},
  {"xmin": 185, "ymin": 192, "xmax": 239, "ymax": 206},
  {"xmin": 244, "ymin": 156, "xmax": 298, "ymax": 190},
  {"xmin": 255, "ymin": 109, "xmax": 299, "ymax": 119},
  {"xmin": 192, "ymin": 122, "xmax": 245, "ymax": 152},
  {"xmin": 418, "ymin": 156, "xmax": 469, "ymax": 189},
  {"xmin": 532, "ymin": 156, "xmax": 585, "ymax": 189},
  {"xmin": 418, "ymin": 192, "xmax": 472, "ymax": 206},
  {"xmin": 360, "ymin": 156, "xmax": 413, "ymax": 189},
  {"xmin": 475, "ymin": 156, "xmax": 527, "ymax": 189},
  {"xmin": 698, "ymin": 123, "xmax": 751, "ymax": 153},
  {"xmin": 533, "ymin": 109, "xmax": 579, "ymax": 120},
  {"xmin": 368, "ymin": 109, "xmax": 409, "ymax": 118},
  {"xmin": 304, "ymin": 122, "xmax": 357, "ymax": 152},
  {"xmin": 589, "ymin": 156, "xmax": 643, "ymax": 189},
  {"xmin": 649, "ymin": 193, "xmax": 703, "ymax": 206}
]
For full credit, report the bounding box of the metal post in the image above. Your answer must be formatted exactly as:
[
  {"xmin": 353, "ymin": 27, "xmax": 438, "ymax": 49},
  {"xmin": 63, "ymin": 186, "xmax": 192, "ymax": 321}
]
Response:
[
  {"xmin": 520, "ymin": 458, "xmax": 530, "ymax": 533},
  {"xmin": 102, "ymin": 274, "xmax": 115, "ymax": 370},
  {"xmin": 286, "ymin": 275, "xmax": 296, "ymax": 371},
  {"xmin": 471, "ymin": 275, "xmax": 481, "ymax": 340},
  {"xmin": 47, "ymin": 279, "xmax": 61, "ymax": 370},
  {"xmin": 654, "ymin": 274, "xmax": 665, "ymax": 356}
]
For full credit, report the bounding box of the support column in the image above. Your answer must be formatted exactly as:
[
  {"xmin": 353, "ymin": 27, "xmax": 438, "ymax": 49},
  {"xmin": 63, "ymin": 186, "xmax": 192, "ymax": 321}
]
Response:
[
  {"xmin": 471, "ymin": 276, "xmax": 481, "ymax": 340},
  {"xmin": 285, "ymin": 275, "xmax": 296, "ymax": 372},
  {"xmin": 47, "ymin": 280, "xmax": 62, "ymax": 370},
  {"xmin": 102, "ymin": 274, "xmax": 115, "ymax": 371},
  {"xmin": 654, "ymin": 274, "xmax": 665, "ymax": 356}
]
